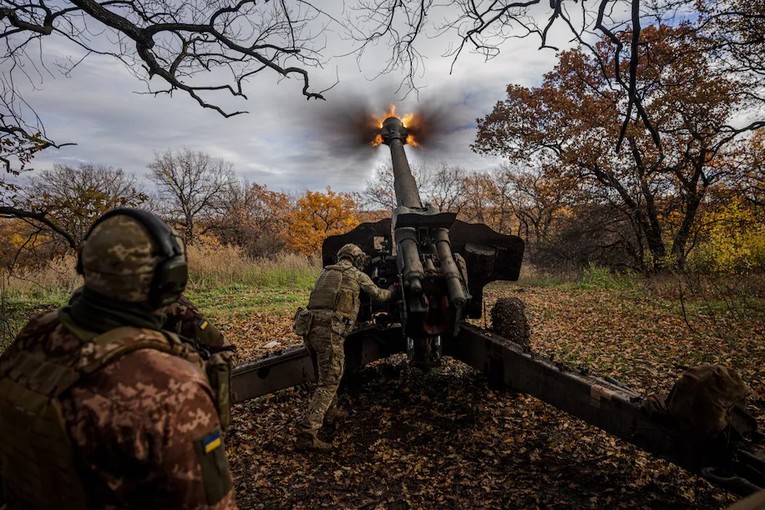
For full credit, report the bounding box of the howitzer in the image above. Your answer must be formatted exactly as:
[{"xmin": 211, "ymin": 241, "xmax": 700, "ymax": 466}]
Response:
[
  {"xmin": 322, "ymin": 116, "xmax": 524, "ymax": 366},
  {"xmin": 230, "ymin": 116, "xmax": 764, "ymax": 498}
]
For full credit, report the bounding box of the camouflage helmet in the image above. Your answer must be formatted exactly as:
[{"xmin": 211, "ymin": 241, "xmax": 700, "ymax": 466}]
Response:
[
  {"xmin": 78, "ymin": 209, "xmax": 187, "ymax": 306},
  {"xmin": 337, "ymin": 243, "xmax": 368, "ymax": 269}
]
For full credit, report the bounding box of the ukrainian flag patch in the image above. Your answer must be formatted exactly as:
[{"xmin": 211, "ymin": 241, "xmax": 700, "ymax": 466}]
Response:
[
  {"xmin": 198, "ymin": 319, "xmax": 209, "ymax": 331},
  {"xmin": 202, "ymin": 430, "xmax": 222, "ymax": 453}
]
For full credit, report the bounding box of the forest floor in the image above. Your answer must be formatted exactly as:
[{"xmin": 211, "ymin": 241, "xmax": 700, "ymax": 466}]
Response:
[
  {"xmin": 3, "ymin": 271, "xmax": 764, "ymax": 508},
  {"xmin": 215, "ymin": 275, "xmax": 765, "ymax": 510}
]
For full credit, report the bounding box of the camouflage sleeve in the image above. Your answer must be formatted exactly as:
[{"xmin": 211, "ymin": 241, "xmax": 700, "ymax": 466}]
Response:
[
  {"xmin": 355, "ymin": 270, "xmax": 394, "ymax": 302},
  {"xmin": 162, "ymin": 296, "xmax": 236, "ymax": 359},
  {"xmin": 64, "ymin": 349, "xmax": 238, "ymax": 510}
]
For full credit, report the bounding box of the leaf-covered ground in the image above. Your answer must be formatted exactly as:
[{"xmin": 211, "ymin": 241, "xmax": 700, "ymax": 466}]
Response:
[{"xmin": 221, "ymin": 281, "xmax": 765, "ymax": 509}]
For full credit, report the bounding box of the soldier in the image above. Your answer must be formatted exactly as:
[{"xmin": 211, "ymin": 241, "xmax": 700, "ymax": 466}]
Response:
[
  {"xmin": 293, "ymin": 243, "xmax": 396, "ymax": 451},
  {"xmin": 162, "ymin": 294, "xmax": 237, "ymax": 364},
  {"xmin": 161, "ymin": 295, "xmax": 238, "ymax": 430},
  {"xmin": 69, "ymin": 288, "xmax": 237, "ymax": 430},
  {"xmin": 0, "ymin": 208, "xmax": 237, "ymax": 509}
]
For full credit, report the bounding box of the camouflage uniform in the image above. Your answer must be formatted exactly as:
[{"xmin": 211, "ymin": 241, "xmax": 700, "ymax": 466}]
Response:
[
  {"xmin": 644, "ymin": 364, "xmax": 750, "ymax": 439},
  {"xmin": 161, "ymin": 296, "xmax": 237, "ymax": 429},
  {"xmin": 162, "ymin": 295, "xmax": 237, "ymax": 364},
  {"xmin": 666, "ymin": 364, "xmax": 750, "ymax": 438},
  {"xmin": 296, "ymin": 247, "xmax": 394, "ymax": 447},
  {"xmin": 70, "ymin": 288, "xmax": 237, "ymax": 365},
  {"xmin": 0, "ymin": 210, "xmax": 237, "ymax": 509},
  {"xmin": 0, "ymin": 315, "xmax": 236, "ymax": 510}
]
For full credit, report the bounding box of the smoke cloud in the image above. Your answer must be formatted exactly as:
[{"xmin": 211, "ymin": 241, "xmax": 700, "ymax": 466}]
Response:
[{"xmin": 308, "ymin": 90, "xmax": 468, "ymax": 154}]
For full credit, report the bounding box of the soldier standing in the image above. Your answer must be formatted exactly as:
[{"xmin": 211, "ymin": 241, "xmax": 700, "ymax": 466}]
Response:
[
  {"xmin": 294, "ymin": 243, "xmax": 396, "ymax": 451},
  {"xmin": 0, "ymin": 208, "xmax": 237, "ymax": 509}
]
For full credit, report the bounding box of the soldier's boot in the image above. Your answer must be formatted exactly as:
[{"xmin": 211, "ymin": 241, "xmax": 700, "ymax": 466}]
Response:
[
  {"xmin": 295, "ymin": 432, "xmax": 333, "ymax": 452},
  {"xmin": 325, "ymin": 406, "xmax": 349, "ymax": 424}
]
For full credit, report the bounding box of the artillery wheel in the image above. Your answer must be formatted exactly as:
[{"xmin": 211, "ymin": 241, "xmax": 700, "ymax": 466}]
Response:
[{"xmin": 491, "ymin": 297, "xmax": 531, "ymax": 351}]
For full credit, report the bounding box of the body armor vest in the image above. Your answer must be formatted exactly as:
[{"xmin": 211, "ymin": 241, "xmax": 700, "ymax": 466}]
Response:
[
  {"xmin": 0, "ymin": 313, "xmax": 209, "ymax": 510},
  {"xmin": 307, "ymin": 263, "xmax": 361, "ymax": 322},
  {"xmin": 307, "ymin": 265, "xmax": 344, "ymax": 311}
]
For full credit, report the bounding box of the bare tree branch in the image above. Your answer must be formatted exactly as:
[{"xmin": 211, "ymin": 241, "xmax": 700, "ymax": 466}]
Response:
[{"xmin": 0, "ymin": 205, "xmax": 77, "ymax": 248}]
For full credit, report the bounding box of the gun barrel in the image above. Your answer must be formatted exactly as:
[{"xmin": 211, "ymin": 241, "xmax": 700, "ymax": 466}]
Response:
[
  {"xmin": 434, "ymin": 228, "xmax": 467, "ymax": 307},
  {"xmin": 381, "ymin": 117, "xmax": 422, "ymax": 208}
]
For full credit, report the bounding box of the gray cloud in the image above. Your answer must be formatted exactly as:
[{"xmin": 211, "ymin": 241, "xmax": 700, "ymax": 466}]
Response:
[{"xmin": 15, "ymin": 7, "xmax": 573, "ymax": 193}]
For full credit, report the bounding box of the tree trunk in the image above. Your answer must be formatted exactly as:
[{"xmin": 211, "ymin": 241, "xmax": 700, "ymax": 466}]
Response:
[{"xmin": 671, "ymin": 193, "xmax": 703, "ymax": 271}]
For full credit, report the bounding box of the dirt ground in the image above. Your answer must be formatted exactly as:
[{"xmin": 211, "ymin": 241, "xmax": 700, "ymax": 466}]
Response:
[{"xmin": 224, "ymin": 284, "xmax": 764, "ymax": 509}]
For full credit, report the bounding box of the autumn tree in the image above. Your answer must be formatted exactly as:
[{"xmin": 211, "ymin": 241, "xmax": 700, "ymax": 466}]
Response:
[
  {"xmin": 428, "ymin": 163, "xmax": 467, "ymax": 213},
  {"xmin": 286, "ymin": 188, "xmax": 359, "ymax": 255},
  {"xmin": 474, "ymin": 24, "xmax": 762, "ymax": 271},
  {"xmin": 215, "ymin": 182, "xmax": 292, "ymax": 258},
  {"xmin": 0, "ymin": 87, "xmax": 76, "ymax": 241},
  {"xmin": 0, "ymin": 163, "xmax": 146, "ymax": 265},
  {"xmin": 363, "ymin": 162, "xmax": 465, "ymax": 213},
  {"xmin": 696, "ymin": 0, "xmax": 765, "ymax": 83},
  {"xmin": 363, "ymin": 164, "xmax": 432, "ymax": 211},
  {"xmin": 736, "ymin": 131, "xmax": 765, "ymax": 208},
  {"xmin": 149, "ymin": 148, "xmax": 236, "ymax": 245},
  {"xmin": 691, "ymin": 198, "xmax": 765, "ymax": 273},
  {"xmin": 0, "ymin": 90, "xmax": 66, "ymax": 176},
  {"xmin": 459, "ymin": 172, "xmax": 511, "ymax": 231},
  {"xmin": 499, "ymin": 165, "xmax": 575, "ymax": 245}
]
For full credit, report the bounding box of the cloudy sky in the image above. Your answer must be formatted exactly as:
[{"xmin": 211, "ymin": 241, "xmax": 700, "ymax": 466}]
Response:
[{"xmin": 12, "ymin": 2, "xmax": 583, "ymax": 193}]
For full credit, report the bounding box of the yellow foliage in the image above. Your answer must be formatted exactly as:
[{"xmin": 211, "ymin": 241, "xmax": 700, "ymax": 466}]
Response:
[
  {"xmin": 286, "ymin": 188, "xmax": 360, "ymax": 255},
  {"xmin": 0, "ymin": 219, "xmax": 57, "ymax": 269},
  {"xmin": 195, "ymin": 233, "xmax": 223, "ymax": 247},
  {"xmin": 693, "ymin": 200, "xmax": 765, "ymax": 273}
]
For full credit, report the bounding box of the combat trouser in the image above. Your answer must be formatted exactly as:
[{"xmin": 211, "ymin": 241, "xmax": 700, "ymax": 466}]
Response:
[{"xmin": 297, "ymin": 311, "xmax": 346, "ymax": 437}]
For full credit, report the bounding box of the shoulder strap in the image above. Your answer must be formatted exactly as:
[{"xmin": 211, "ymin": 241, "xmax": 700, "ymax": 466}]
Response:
[
  {"xmin": 14, "ymin": 311, "xmax": 60, "ymax": 345},
  {"xmin": 76, "ymin": 326, "xmax": 201, "ymax": 376},
  {"xmin": 0, "ymin": 324, "xmax": 203, "ymax": 510}
]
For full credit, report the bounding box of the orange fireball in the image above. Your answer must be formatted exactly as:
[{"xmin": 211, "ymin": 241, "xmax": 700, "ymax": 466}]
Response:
[{"xmin": 369, "ymin": 104, "xmax": 420, "ymax": 147}]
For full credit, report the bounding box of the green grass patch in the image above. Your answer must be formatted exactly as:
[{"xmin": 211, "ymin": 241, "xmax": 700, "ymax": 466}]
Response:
[
  {"xmin": 1, "ymin": 291, "xmax": 70, "ymax": 350},
  {"xmin": 0, "ymin": 250, "xmax": 319, "ymax": 346},
  {"xmin": 677, "ymin": 296, "xmax": 765, "ymax": 318},
  {"xmin": 185, "ymin": 257, "xmax": 318, "ymax": 317},
  {"xmin": 187, "ymin": 265, "xmax": 318, "ymax": 293},
  {"xmin": 518, "ymin": 264, "xmax": 638, "ymax": 293},
  {"xmin": 186, "ymin": 284, "xmax": 310, "ymax": 318}
]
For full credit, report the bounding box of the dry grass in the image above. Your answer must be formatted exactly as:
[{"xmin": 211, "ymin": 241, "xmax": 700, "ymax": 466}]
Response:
[
  {"xmin": 2, "ymin": 255, "xmax": 82, "ymax": 299},
  {"xmin": 0, "ymin": 245, "xmax": 319, "ymax": 348},
  {"xmin": 185, "ymin": 244, "xmax": 320, "ymax": 290},
  {"xmin": 0, "ymin": 245, "xmax": 320, "ymax": 298}
]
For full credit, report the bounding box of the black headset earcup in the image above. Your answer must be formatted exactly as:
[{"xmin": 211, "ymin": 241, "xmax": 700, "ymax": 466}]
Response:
[
  {"xmin": 152, "ymin": 255, "xmax": 189, "ymax": 307},
  {"xmin": 79, "ymin": 208, "xmax": 187, "ymax": 306}
]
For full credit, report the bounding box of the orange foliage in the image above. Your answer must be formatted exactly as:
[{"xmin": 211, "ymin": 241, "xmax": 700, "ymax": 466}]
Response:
[
  {"xmin": 474, "ymin": 24, "xmax": 756, "ymax": 270},
  {"xmin": 0, "ymin": 219, "xmax": 56, "ymax": 269},
  {"xmin": 286, "ymin": 188, "xmax": 360, "ymax": 255},
  {"xmin": 215, "ymin": 182, "xmax": 293, "ymax": 257}
]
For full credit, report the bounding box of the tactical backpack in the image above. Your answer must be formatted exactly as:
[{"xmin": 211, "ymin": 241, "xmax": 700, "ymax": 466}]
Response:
[
  {"xmin": 307, "ymin": 265, "xmax": 344, "ymax": 311},
  {"xmin": 0, "ymin": 312, "xmax": 221, "ymax": 510},
  {"xmin": 304, "ymin": 263, "xmax": 359, "ymax": 334}
]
